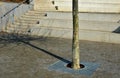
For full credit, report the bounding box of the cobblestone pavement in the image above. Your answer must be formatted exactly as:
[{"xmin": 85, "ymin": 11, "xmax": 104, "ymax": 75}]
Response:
[{"xmin": 0, "ymin": 34, "xmax": 120, "ymax": 78}]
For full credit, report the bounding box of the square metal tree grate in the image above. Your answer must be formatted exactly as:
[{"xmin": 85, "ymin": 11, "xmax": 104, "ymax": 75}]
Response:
[{"xmin": 48, "ymin": 60, "xmax": 100, "ymax": 76}]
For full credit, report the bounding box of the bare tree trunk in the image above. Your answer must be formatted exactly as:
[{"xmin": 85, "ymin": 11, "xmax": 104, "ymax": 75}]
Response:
[{"xmin": 72, "ymin": 0, "xmax": 80, "ymax": 69}]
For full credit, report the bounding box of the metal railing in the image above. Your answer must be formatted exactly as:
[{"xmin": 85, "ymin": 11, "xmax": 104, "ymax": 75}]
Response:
[
  {"xmin": 0, "ymin": 0, "xmax": 34, "ymax": 31},
  {"xmin": 1, "ymin": 0, "xmax": 33, "ymax": 19}
]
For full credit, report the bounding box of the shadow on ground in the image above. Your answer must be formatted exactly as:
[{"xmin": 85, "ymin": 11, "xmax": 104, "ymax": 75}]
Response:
[{"xmin": 0, "ymin": 32, "xmax": 70, "ymax": 63}]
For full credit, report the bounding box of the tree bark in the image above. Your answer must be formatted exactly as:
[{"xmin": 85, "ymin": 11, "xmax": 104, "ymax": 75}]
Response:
[{"xmin": 72, "ymin": 0, "xmax": 80, "ymax": 69}]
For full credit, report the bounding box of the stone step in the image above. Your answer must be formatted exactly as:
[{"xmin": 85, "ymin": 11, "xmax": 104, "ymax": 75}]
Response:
[
  {"xmin": 33, "ymin": 0, "xmax": 57, "ymax": 11},
  {"xmin": 8, "ymin": 19, "xmax": 119, "ymax": 32},
  {"xmin": 7, "ymin": 26, "xmax": 120, "ymax": 44},
  {"xmin": 13, "ymin": 22, "xmax": 38, "ymax": 26},
  {"xmin": 34, "ymin": 0, "xmax": 55, "ymax": 9},
  {"xmin": 12, "ymin": 24, "xmax": 34, "ymax": 27},
  {"xmin": 54, "ymin": 1, "xmax": 120, "ymax": 6},
  {"xmin": 8, "ymin": 25, "xmax": 31, "ymax": 30},
  {"xmin": 21, "ymin": 14, "xmax": 47, "ymax": 19},
  {"xmin": 26, "ymin": 10, "xmax": 51, "ymax": 14},
  {"xmin": 34, "ymin": 0, "xmax": 56, "ymax": 11},
  {"xmin": 24, "ymin": 12, "xmax": 46, "ymax": 16},
  {"xmin": 19, "ymin": 17, "xmax": 41, "ymax": 21},
  {"xmin": 15, "ymin": 20, "xmax": 39, "ymax": 24},
  {"xmin": 36, "ymin": 19, "xmax": 120, "ymax": 32},
  {"xmin": 46, "ymin": 12, "xmax": 120, "ymax": 22},
  {"xmin": 15, "ymin": 19, "xmax": 40, "ymax": 23},
  {"xmin": 34, "ymin": 7, "xmax": 57, "ymax": 11},
  {"xmin": 12, "ymin": 10, "xmax": 120, "ymax": 33},
  {"xmin": 53, "ymin": 0, "xmax": 120, "ymax": 4},
  {"xmin": 36, "ymin": 5, "xmax": 55, "ymax": 9},
  {"xmin": 26, "ymin": 10, "xmax": 46, "ymax": 14},
  {"xmin": 7, "ymin": 20, "xmax": 120, "ymax": 44},
  {"xmin": 10, "ymin": 19, "xmax": 120, "ymax": 33},
  {"xmin": 7, "ymin": 29, "xmax": 30, "ymax": 34},
  {"xmin": 20, "ymin": 12, "xmax": 120, "ymax": 23},
  {"xmin": 26, "ymin": 10, "xmax": 57, "ymax": 14},
  {"xmin": 36, "ymin": 0, "xmax": 52, "ymax": 2},
  {"xmin": 33, "ymin": 27, "xmax": 120, "ymax": 44},
  {"xmin": 56, "ymin": 6, "xmax": 120, "ymax": 13},
  {"xmin": 23, "ymin": 11, "xmax": 120, "ymax": 23},
  {"xmin": 52, "ymin": 0, "xmax": 120, "ymax": 13}
]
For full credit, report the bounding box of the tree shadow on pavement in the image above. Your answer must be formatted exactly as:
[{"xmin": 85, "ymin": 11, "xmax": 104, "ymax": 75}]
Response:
[{"xmin": 0, "ymin": 32, "xmax": 70, "ymax": 63}]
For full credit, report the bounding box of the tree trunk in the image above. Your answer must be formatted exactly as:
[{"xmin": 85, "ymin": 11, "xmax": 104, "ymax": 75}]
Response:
[{"xmin": 72, "ymin": 0, "xmax": 80, "ymax": 69}]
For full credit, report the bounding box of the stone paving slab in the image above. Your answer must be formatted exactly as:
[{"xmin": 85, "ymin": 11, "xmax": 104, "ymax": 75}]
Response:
[{"xmin": 0, "ymin": 34, "xmax": 120, "ymax": 78}]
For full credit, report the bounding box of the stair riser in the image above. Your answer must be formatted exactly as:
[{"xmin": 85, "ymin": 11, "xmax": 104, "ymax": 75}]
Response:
[
  {"xmin": 11, "ymin": 23, "xmax": 35, "ymax": 28},
  {"xmin": 46, "ymin": 12, "xmax": 120, "ymax": 22},
  {"xmin": 9, "ymin": 27, "xmax": 119, "ymax": 44},
  {"xmin": 35, "ymin": 0, "xmax": 120, "ymax": 13},
  {"xmin": 15, "ymin": 19, "xmax": 40, "ymax": 23},
  {"xmin": 54, "ymin": 2, "xmax": 120, "ymax": 6},
  {"xmin": 40, "ymin": 20, "xmax": 119, "ymax": 32},
  {"xmin": 52, "ymin": 0, "xmax": 120, "ymax": 13},
  {"xmin": 24, "ymin": 13, "xmax": 46, "ymax": 16},
  {"xmin": 19, "ymin": 12, "xmax": 120, "ymax": 23},
  {"xmin": 56, "ymin": 6, "xmax": 120, "ymax": 13},
  {"xmin": 53, "ymin": 0, "xmax": 120, "ymax": 3},
  {"xmin": 12, "ymin": 18, "xmax": 120, "ymax": 32},
  {"xmin": 24, "ymin": 14, "xmax": 45, "ymax": 17},
  {"xmin": 23, "ymin": 15, "xmax": 44, "ymax": 18},
  {"xmin": 26, "ymin": 11, "xmax": 46, "ymax": 14},
  {"xmin": 19, "ymin": 18, "xmax": 42, "ymax": 21},
  {"xmin": 34, "ymin": 8, "xmax": 56, "ymax": 11}
]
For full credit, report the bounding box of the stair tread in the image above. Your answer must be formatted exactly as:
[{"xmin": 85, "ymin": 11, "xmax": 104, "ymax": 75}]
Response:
[{"xmin": 9, "ymin": 19, "xmax": 120, "ymax": 32}]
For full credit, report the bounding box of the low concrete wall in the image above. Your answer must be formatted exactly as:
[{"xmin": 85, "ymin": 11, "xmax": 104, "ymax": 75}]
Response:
[{"xmin": 0, "ymin": 1, "xmax": 34, "ymax": 32}]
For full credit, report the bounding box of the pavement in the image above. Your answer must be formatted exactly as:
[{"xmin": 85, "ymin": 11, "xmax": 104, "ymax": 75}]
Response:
[{"xmin": 0, "ymin": 33, "xmax": 120, "ymax": 78}]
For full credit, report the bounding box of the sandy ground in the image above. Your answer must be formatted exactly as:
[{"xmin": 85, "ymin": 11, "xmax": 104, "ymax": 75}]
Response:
[{"xmin": 0, "ymin": 33, "xmax": 120, "ymax": 78}]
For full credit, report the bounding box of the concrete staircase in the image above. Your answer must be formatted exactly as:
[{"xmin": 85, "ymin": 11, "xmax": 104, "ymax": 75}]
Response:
[{"xmin": 6, "ymin": 0, "xmax": 120, "ymax": 44}]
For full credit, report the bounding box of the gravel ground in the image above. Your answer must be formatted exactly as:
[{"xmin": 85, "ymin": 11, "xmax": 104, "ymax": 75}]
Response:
[{"xmin": 0, "ymin": 33, "xmax": 120, "ymax": 78}]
